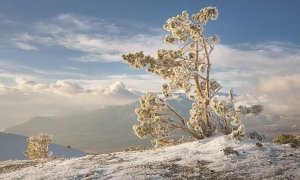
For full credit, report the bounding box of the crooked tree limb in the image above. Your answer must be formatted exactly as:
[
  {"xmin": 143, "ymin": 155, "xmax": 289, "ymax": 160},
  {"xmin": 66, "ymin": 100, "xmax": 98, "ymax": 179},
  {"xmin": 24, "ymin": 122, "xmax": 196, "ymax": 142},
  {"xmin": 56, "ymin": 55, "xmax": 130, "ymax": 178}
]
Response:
[
  {"xmin": 170, "ymin": 123, "xmax": 203, "ymax": 140},
  {"xmin": 164, "ymin": 103, "xmax": 204, "ymax": 140},
  {"xmin": 166, "ymin": 104, "xmax": 186, "ymax": 126}
]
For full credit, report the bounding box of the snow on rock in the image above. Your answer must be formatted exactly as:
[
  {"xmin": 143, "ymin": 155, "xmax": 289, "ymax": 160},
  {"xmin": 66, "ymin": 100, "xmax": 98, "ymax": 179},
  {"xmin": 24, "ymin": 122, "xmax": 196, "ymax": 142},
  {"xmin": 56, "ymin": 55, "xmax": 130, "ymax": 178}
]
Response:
[{"xmin": 1, "ymin": 135, "xmax": 299, "ymax": 179}]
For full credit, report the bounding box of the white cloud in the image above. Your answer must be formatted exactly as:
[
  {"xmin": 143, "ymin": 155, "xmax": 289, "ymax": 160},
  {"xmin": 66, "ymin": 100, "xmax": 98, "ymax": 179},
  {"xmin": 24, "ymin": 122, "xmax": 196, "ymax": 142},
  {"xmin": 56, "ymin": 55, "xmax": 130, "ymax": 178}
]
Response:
[
  {"xmin": 0, "ymin": 83, "xmax": 8, "ymax": 94},
  {"xmin": 14, "ymin": 33, "xmax": 34, "ymax": 41},
  {"xmin": 232, "ymin": 74, "xmax": 300, "ymax": 117},
  {"xmin": 56, "ymin": 13, "xmax": 91, "ymax": 31},
  {"xmin": 15, "ymin": 42, "xmax": 38, "ymax": 51},
  {"xmin": 16, "ymin": 32, "xmax": 165, "ymax": 62},
  {"xmin": 257, "ymin": 74, "xmax": 300, "ymax": 115},
  {"xmin": 12, "ymin": 77, "xmax": 141, "ymax": 98},
  {"xmin": 57, "ymin": 13, "xmax": 119, "ymax": 32},
  {"xmin": 13, "ymin": 13, "xmax": 166, "ymax": 62},
  {"xmin": 258, "ymin": 74, "xmax": 300, "ymax": 94},
  {"xmin": 100, "ymin": 81, "xmax": 141, "ymax": 97},
  {"xmin": 66, "ymin": 74, "xmax": 165, "ymax": 93},
  {"xmin": 212, "ymin": 42, "xmax": 300, "ymax": 72},
  {"xmin": 209, "ymin": 42, "xmax": 300, "ymax": 93},
  {"xmin": 73, "ymin": 53, "xmax": 121, "ymax": 62}
]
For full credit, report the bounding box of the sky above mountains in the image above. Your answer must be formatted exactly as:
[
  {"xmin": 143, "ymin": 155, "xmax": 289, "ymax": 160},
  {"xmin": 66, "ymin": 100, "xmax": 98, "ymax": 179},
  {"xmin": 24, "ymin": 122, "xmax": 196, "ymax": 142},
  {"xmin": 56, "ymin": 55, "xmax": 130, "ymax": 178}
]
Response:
[{"xmin": 0, "ymin": 0, "xmax": 300, "ymax": 129}]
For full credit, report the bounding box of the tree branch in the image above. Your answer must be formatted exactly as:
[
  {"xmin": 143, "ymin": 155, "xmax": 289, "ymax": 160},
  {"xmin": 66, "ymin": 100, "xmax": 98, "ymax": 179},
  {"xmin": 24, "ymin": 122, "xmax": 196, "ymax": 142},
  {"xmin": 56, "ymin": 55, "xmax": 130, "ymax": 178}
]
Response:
[
  {"xmin": 165, "ymin": 104, "xmax": 186, "ymax": 126},
  {"xmin": 194, "ymin": 41, "xmax": 205, "ymax": 99}
]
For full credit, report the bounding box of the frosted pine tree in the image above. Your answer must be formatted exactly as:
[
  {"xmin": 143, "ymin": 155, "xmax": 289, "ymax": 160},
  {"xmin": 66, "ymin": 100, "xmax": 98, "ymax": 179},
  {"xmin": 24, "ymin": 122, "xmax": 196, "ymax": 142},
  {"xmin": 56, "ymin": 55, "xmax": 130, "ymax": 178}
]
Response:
[
  {"xmin": 122, "ymin": 6, "xmax": 263, "ymax": 148},
  {"xmin": 24, "ymin": 132, "xmax": 53, "ymax": 160}
]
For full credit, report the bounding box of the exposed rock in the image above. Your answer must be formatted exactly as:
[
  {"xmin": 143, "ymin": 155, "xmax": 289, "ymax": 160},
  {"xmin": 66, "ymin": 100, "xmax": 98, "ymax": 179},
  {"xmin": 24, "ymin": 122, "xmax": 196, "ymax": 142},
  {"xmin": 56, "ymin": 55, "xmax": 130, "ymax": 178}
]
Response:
[
  {"xmin": 222, "ymin": 147, "xmax": 239, "ymax": 156},
  {"xmin": 256, "ymin": 143, "xmax": 263, "ymax": 148}
]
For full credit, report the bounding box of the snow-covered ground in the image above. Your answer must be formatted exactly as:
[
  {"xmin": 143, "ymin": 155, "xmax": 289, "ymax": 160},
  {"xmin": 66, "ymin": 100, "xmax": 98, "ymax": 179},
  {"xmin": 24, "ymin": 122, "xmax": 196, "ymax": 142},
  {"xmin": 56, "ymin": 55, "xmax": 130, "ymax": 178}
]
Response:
[{"xmin": 1, "ymin": 135, "xmax": 299, "ymax": 179}]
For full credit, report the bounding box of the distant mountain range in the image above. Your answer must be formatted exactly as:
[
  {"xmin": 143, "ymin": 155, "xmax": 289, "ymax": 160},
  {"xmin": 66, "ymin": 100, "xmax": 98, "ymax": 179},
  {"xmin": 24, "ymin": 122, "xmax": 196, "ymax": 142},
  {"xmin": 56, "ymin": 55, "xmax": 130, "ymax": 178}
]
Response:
[
  {"xmin": 5, "ymin": 101, "xmax": 143, "ymax": 153},
  {"xmin": 4, "ymin": 94, "xmax": 299, "ymax": 153},
  {"xmin": 4, "ymin": 95, "xmax": 191, "ymax": 153},
  {"xmin": 0, "ymin": 132, "xmax": 85, "ymax": 161}
]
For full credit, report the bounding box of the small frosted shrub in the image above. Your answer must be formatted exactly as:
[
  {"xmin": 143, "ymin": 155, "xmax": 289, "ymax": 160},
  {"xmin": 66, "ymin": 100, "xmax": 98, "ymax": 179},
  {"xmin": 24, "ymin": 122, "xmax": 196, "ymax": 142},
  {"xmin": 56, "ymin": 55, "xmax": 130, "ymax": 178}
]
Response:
[
  {"xmin": 273, "ymin": 134, "xmax": 300, "ymax": 148},
  {"xmin": 24, "ymin": 132, "xmax": 53, "ymax": 160},
  {"xmin": 123, "ymin": 6, "xmax": 262, "ymax": 148}
]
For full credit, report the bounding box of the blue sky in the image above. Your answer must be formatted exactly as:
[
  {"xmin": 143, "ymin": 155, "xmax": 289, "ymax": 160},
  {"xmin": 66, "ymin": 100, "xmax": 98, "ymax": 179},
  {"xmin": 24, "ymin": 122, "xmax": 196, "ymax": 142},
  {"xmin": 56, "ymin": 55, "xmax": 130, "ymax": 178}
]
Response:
[{"xmin": 0, "ymin": 0, "xmax": 300, "ymax": 129}]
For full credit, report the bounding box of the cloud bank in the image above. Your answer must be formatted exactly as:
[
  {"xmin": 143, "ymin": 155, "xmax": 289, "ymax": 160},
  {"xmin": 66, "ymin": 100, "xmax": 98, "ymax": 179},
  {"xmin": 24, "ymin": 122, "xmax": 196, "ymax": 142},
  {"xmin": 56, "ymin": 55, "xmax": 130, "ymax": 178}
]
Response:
[
  {"xmin": 0, "ymin": 78, "xmax": 141, "ymax": 130},
  {"xmin": 257, "ymin": 74, "xmax": 300, "ymax": 115},
  {"xmin": 7, "ymin": 77, "xmax": 141, "ymax": 98}
]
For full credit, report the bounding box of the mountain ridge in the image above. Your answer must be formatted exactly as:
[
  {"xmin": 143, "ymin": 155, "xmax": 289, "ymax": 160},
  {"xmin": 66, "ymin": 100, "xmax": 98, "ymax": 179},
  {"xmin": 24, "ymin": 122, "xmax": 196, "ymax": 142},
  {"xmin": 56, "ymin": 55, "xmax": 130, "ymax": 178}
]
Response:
[{"xmin": 5, "ymin": 95, "xmax": 300, "ymax": 153}]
